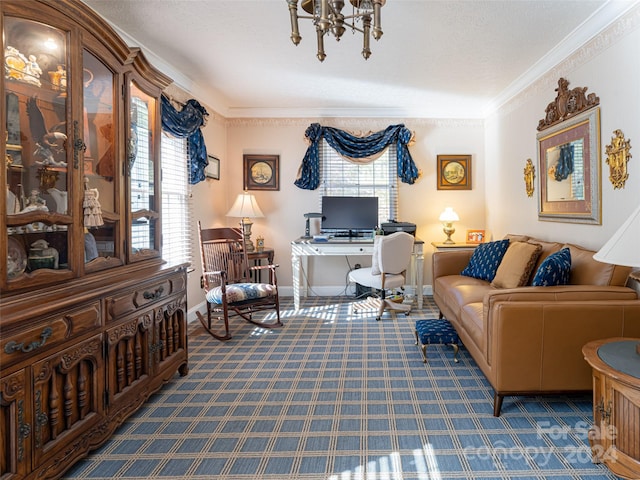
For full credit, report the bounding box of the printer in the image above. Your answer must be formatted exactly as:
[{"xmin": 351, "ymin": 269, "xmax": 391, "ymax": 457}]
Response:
[{"xmin": 381, "ymin": 221, "xmax": 416, "ymax": 236}]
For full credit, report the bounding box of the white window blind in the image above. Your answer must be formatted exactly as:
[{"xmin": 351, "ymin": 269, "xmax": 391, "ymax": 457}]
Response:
[
  {"xmin": 319, "ymin": 139, "xmax": 398, "ymax": 225},
  {"xmin": 161, "ymin": 132, "xmax": 193, "ymax": 267},
  {"xmin": 130, "ymin": 97, "xmax": 151, "ymax": 250}
]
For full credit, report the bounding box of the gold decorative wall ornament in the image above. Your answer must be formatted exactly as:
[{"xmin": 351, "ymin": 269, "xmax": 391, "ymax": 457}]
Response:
[
  {"xmin": 537, "ymin": 78, "xmax": 600, "ymax": 131},
  {"xmin": 524, "ymin": 158, "xmax": 535, "ymax": 197},
  {"xmin": 605, "ymin": 129, "xmax": 631, "ymax": 189}
]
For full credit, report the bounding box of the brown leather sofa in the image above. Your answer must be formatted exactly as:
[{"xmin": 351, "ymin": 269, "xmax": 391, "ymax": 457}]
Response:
[{"xmin": 432, "ymin": 234, "xmax": 640, "ymax": 416}]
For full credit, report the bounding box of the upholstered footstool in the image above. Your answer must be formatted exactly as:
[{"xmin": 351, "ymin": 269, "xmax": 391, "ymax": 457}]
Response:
[{"xmin": 414, "ymin": 319, "xmax": 460, "ymax": 363}]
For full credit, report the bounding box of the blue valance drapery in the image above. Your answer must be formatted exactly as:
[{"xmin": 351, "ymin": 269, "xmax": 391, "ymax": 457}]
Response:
[
  {"xmin": 160, "ymin": 95, "xmax": 209, "ymax": 184},
  {"xmin": 294, "ymin": 123, "xmax": 418, "ymax": 190}
]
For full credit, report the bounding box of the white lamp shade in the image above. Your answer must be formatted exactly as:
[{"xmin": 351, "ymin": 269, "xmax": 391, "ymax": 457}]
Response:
[
  {"xmin": 439, "ymin": 207, "xmax": 459, "ymax": 222},
  {"xmin": 593, "ymin": 203, "xmax": 640, "ymax": 267},
  {"xmin": 226, "ymin": 192, "xmax": 264, "ymax": 218}
]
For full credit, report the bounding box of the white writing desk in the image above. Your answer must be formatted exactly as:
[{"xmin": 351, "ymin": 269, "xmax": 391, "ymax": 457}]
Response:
[{"xmin": 291, "ymin": 237, "xmax": 424, "ymax": 310}]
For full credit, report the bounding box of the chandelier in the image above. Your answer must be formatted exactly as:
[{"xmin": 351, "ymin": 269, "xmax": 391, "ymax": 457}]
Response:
[{"xmin": 287, "ymin": 0, "xmax": 386, "ymax": 62}]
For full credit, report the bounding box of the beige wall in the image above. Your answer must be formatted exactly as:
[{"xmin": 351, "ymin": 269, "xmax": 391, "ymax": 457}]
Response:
[
  {"xmin": 485, "ymin": 7, "xmax": 640, "ymax": 249},
  {"xmin": 190, "ymin": 118, "xmax": 484, "ymax": 306}
]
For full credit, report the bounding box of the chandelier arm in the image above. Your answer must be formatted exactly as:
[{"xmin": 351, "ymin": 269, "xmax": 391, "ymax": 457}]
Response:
[
  {"xmin": 373, "ymin": 0, "xmax": 383, "ymax": 39},
  {"xmin": 342, "ymin": 22, "xmax": 365, "ymax": 34},
  {"xmin": 361, "ymin": 13, "xmax": 371, "ymax": 59},
  {"xmin": 288, "ymin": 0, "xmax": 302, "ymax": 45},
  {"xmin": 315, "ymin": 25, "xmax": 327, "ymax": 62}
]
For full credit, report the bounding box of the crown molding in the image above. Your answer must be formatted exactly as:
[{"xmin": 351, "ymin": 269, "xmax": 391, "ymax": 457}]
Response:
[
  {"xmin": 485, "ymin": 0, "xmax": 640, "ymax": 117},
  {"xmin": 224, "ymin": 117, "xmax": 483, "ymax": 129}
]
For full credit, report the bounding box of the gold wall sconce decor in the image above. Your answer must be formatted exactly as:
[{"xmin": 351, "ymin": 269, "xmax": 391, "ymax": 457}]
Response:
[
  {"xmin": 524, "ymin": 158, "xmax": 535, "ymax": 197},
  {"xmin": 605, "ymin": 129, "xmax": 631, "ymax": 189}
]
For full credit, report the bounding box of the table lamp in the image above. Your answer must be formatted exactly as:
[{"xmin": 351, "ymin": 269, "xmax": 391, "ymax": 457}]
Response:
[
  {"xmin": 593, "ymin": 202, "xmax": 640, "ymax": 355},
  {"xmin": 439, "ymin": 207, "xmax": 459, "ymax": 244},
  {"xmin": 226, "ymin": 191, "xmax": 264, "ymax": 252}
]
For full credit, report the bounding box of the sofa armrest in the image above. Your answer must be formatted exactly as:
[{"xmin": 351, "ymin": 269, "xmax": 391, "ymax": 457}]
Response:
[
  {"xmin": 481, "ymin": 286, "xmax": 640, "ymax": 392},
  {"xmin": 432, "ymin": 250, "xmax": 475, "ymax": 279},
  {"xmin": 484, "ymin": 299, "xmax": 640, "ymax": 392},
  {"xmin": 484, "ymin": 285, "xmax": 638, "ymax": 306}
]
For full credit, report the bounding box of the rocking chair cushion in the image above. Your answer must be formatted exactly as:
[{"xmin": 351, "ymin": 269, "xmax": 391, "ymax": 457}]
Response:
[{"xmin": 206, "ymin": 282, "xmax": 277, "ymax": 305}]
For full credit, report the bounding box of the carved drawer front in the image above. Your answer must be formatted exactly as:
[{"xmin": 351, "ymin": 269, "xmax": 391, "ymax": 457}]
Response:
[
  {"xmin": 1, "ymin": 302, "xmax": 101, "ymax": 367},
  {"xmin": 105, "ymin": 272, "xmax": 186, "ymax": 321}
]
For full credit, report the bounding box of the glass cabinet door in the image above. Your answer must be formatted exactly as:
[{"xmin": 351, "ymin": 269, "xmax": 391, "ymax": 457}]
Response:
[
  {"xmin": 4, "ymin": 15, "xmax": 73, "ymax": 286},
  {"xmin": 82, "ymin": 48, "xmax": 122, "ymax": 272},
  {"xmin": 128, "ymin": 79, "xmax": 160, "ymax": 261}
]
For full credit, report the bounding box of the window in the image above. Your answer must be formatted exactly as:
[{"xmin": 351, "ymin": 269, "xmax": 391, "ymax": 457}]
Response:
[
  {"xmin": 319, "ymin": 139, "xmax": 397, "ymax": 226},
  {"xmin": 161, "ymin": 132, "xmax": 193, "ymax": 266},
  {"xmin": 130, "ymin": 96, "xmax": 152, "ymax": 250}
]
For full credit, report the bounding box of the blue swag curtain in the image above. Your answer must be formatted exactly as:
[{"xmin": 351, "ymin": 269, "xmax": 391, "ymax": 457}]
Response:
[
  {"xmin": 554, "ymin": 143, "xmax": 574, "ymax": 181},
  {"xmin": 160, "ymin": 95, "xmax": 209, "ymax": 184},
  {"xmin": 294, "ymin": 123, "xmax": 418, "ymax": 190}
]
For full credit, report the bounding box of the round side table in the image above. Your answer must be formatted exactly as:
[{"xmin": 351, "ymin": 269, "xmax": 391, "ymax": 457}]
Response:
[{"xmin": 582, "ymin": 337, "xmax": 640, "ymax": 479}]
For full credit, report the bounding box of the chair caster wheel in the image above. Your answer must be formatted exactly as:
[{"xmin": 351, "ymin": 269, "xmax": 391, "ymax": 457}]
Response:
[{"xmin": 376, "ymin": 316, "xmax": 381, "ymax": 321}]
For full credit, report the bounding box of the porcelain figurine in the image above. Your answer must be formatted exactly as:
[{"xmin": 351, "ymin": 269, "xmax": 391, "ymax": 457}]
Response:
[
  {"xmin": 21, "ymin": 189, "xmax": 48, "ymax": 213},
  {"xmin": 29, "ymin": 239, "xmax": 59, "ymax": 269}
]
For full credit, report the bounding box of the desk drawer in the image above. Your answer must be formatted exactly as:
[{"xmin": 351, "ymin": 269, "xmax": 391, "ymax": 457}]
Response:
[{"xmin": 295, "ymin": 244, "xmax": 374, "ymax": 256}]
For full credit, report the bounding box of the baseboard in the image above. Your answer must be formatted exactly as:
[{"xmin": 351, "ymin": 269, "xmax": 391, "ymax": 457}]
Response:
[{"xmin": 189, "ymin": 285, "xmax": 434, "ymax": 322}]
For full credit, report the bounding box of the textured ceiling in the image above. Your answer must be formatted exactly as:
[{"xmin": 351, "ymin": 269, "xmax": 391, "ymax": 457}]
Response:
[{"xmin": 81, "ymin": 0, "xmax": 633, "ymax": 118}]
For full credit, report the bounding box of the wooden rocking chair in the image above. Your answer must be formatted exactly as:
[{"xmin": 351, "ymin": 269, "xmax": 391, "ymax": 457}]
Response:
[{"xmin": 196, "ymin": 222, "xmax": 282, "ymax": 340}]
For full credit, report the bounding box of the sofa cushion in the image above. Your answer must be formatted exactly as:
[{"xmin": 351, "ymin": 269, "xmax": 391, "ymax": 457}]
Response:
[
  {"xmin": 491, "ymin": 242, "xmax": 542, "ymax": 288},
  {"xmin": 504, "ymin": 233, "xmax": 530, "ymax": 243},
  {"xmin": 460, "ymin": 302, "xmax": 485, "ymax": 354},
  {"xmin": 527, "ymin": 240, "xmax": 563, "ymax": 281},
  {"xmin": 461, "ymin": 239, "xmax": 510, "ymax": 282},
  {"xmin": 531, "ymin": 247, "xmax": 571, "ymax": 286},
  {"xmin": 206, "ymin": 282, "xmax": 277, "ymax": 304},
  {"xmin": 564, "ymin": 243, "xmax": 617, "ymax": 286}
]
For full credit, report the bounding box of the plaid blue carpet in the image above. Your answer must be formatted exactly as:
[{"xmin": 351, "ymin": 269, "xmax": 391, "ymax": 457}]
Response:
[{"xmin": 65, "ymin": 296, "xmax": 616, "ymax": 479}]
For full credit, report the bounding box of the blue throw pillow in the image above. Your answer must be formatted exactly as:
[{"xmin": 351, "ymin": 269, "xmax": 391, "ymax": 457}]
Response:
[
  {"xmin": 461, "ymin": 239, "xmax": 510, "ymax": 282},
  {"xmin": 531, "ymin": 247, "xmax": 571, "ymax": 286}
]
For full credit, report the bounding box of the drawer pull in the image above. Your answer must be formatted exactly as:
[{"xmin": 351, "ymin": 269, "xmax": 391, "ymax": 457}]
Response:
[
  {"xmin": 5, "ymin": 327, "xmax": 53, "ymax": 354},
  {"xmin": 143, "ymin": 286, "xmax": 164, "ymax": 300}
]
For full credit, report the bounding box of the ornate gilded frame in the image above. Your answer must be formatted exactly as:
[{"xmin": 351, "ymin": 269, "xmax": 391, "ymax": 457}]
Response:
[{"xmin": 536, "ymin": 107, "xmax": 601, "ymax": 224}]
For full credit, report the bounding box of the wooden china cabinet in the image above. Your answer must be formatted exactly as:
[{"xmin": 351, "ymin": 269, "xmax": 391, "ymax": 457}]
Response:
[{"xmin": 1, "ymin": 1, "xmax": 188, "ymax": 478}]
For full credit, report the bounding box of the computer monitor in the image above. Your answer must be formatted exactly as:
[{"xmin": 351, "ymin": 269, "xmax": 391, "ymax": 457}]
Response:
[{"xmin": 321, "ymin": 196, "xmax": 378, "ymax": 236}]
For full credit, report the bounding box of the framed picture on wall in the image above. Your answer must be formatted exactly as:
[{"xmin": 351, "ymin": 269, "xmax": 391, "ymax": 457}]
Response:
[
  {"xmin": 536, "ymin": 107, "xmax": 601, "ymax": 224},
  {"xmin": 243, "ymin": 154, "xmax": 279, "ymax": 190},
  {"xmin": 437, "ymin": 154, "xmax": 472, "ymax": 190},
  {"xmin": 205, "ymin": 155, "xmax": 220, "ymax": 180}
]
